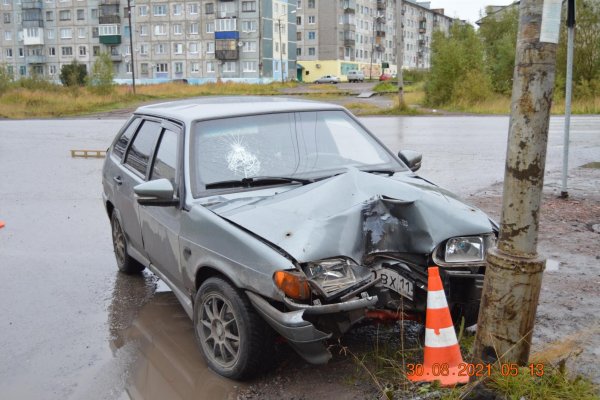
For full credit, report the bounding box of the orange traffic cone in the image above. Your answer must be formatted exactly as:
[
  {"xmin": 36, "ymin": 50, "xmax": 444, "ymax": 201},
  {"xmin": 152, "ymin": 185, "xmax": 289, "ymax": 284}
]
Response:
[
  {"xmin": 407, "ymin": 266, "xmax": 469, "ymax": 386},
  {"xmin": 0, "ymin": 220, "xmax": 4, "ymax": 229}
]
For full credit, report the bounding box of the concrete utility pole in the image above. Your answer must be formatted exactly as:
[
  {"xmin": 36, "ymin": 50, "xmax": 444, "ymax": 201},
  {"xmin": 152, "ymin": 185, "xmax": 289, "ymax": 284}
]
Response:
[
  {"xmin": 395, "ymin": 0, "xmax": 405, "ymax": 106},
  {"xmin": 473, "ymin": 0, "xmax": 562, "ymax": 365},
  {"xmin": 561, "ymin": 0, "xmax": 575, "ymax": 198},
  {"xmin": 127, "ymin": 0, "xmax": 136, "ymax": 94}
]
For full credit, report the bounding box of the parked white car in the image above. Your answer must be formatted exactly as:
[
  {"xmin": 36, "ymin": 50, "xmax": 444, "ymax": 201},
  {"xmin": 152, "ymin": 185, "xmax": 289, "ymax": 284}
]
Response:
[{"xmin": 346, "ymin": 70, "xmax": 365, "ymax": 83}]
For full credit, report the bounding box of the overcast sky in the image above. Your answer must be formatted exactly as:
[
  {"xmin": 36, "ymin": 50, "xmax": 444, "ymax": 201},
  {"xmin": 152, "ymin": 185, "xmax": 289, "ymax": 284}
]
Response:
[{"xmin": 427, "ymin": 0, "xmax": 516, "ymax": 24}]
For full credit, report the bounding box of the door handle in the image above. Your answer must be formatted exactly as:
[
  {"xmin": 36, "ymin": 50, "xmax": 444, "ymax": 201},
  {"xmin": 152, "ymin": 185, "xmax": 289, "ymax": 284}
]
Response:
[{"xmin": 113, "ymin": 176, "xmax": 123, "ymax": 185}]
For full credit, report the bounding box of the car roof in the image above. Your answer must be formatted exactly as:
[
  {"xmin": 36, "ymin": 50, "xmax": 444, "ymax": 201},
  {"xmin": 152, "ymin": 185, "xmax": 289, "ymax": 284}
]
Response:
[{"xmin": 135, "ymin": 96, "xmax": 346, "ymax": 124}]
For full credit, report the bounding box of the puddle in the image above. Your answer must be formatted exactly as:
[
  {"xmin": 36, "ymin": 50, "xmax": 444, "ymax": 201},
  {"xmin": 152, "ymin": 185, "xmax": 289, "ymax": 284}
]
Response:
[
  {"xmin": 545, "ymin": 259, "xmax": 560, "ymax": 272},
  {"xmin": 109, "ymin": 274, "xmax": 244, "ymax": 400}
]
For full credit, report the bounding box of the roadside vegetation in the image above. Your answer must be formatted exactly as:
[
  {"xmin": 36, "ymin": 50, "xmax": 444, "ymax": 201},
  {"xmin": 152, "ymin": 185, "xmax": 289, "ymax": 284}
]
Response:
[{"xmin": 425, "ymin": 0, "xmax": 600, "ymax": 114}]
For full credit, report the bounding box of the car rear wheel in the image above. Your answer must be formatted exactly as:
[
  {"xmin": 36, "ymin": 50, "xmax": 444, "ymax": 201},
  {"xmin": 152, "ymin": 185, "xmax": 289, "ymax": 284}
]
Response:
[
  {"xmin": 110, "ymin": 211, "xmax": 145, "ymax": 274},
  {"xmin": 194, "ymin": 277, "xmax": 273, "ymax": 380}
]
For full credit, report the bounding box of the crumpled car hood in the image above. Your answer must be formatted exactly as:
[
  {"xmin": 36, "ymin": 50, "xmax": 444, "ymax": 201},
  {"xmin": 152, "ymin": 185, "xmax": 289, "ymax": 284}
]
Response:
[{"xmin": 204, "ymin": 168, "xmax": 494, "ymax": 264}]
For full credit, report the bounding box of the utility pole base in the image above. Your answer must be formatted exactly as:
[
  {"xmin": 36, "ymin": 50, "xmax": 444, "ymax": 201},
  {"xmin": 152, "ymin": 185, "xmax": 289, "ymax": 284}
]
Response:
[
  {"xmin": 473, "ymin": 248, "xmax": 545, "ymax": 365},
  {"xmin": 560, "ymin": 191, "xmax": 569, "ymax": 199}
]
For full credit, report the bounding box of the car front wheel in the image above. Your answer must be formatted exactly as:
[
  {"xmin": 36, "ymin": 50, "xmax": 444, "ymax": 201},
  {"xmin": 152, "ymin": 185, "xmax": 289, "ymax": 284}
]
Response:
[
  {"xmin": 194, "ymin": 277, "xmax": 273, "ymax": 379},
  {"xmin": 110, "ymin": 211, "xmax": 145, "ymax": 274}
]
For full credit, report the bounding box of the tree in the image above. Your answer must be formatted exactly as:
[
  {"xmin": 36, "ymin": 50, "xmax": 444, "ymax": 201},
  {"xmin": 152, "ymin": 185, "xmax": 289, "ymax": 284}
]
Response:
[
  {"xmin": 479, "ymin": 6, "xmax": 519, "ymax": 95},
  {"xmin": 88, "ymin": 52, "xmax": 115, "ymax": 94},
  {"xmin": 0, "ymin": 64, "xmax": 13, "ymax": 94},
  {"xmin": 59, "ymin": 61, "xmax": 87, "ymax": 87},
  {"xmin": 425, "ymin": 23, "xmax": 492, "ymax": 107},
  {"xmin": 556, "ymin": 0, "xmax": 600, "ymax": 98}
]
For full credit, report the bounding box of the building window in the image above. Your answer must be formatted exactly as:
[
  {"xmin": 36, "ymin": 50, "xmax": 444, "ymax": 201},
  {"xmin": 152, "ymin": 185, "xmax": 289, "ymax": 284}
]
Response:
[
  {"xmin": 296, "ymin": 16, "xmax": 302, "ymax": 25},
  {"xmin": 60, "ymin": 28, "xmax": 72, "ymax": 39},
  {"xmin": 242, "ymin": 41, "xmax": 256, "ymax": 52},
  {"xmin": 189, "ymin": 42, "xmax": 198, "ymax": 53},
  {"xmin": 153, "ymin": 5, "xmax": 167, "ymax": 16},
  {"xmin": 308, "ymin": 31, "xmax": 316, "ymax": 40},
  {"xmin": 205, "ymin": 3, "xmax": 214, "ymax": 14},
  {"xmin": 206, "ymin": 62, "xmax": 215, "ymax": 73},
  {"xmin": 79, "ymin": 46, "xmax": 86, "ymax": 56},
  {"xmin": 216, "ymin": 18, "xmax": 236, "ymax": 32},
  {"xmin": 174, "ymin": 62, "xmax": 183, "ymax": 74},
  {"xmin": 140, "ymin": 25, "xmax": 148, "ymax": 36},
  {"xmin": 308, "ymin": 16, "xmax": 316, "ymax": 24},
  {"xmin": 296, "ymin": 48, "xmax": 301, "ymax": 56},
  {"xmin": 49, "ymin": 65, "xmax": 57, "ymax": 75},
  {"xmin": 154, "ymin": 24, "xmax": 167, "ymax": 35},
  {"xmin": 92, "ymin": 27, "xmax": 99, "ymax": 38},
  {"xmin": 223, "ymin": 62, "xmax": 236, "ymax": 72},
  {"xmin": 190, "ymin": 23, "xmax": 199, "ymax": 34},
  {"xmin": 172, "ymin": 4, "xmax": 182, "ymax": 15},
  {"xmin": 242, "ymin": 1, "xmax": 256, "ymax": 12},
  {"xmin": 61, "ymin": 46, "xmax": 73, "ymax": 56},
  {"xmin": 93, "ymin": 46, "xmax": 100, "ymax": 56},
  {"xmin": 48, "ymin": 47, "xmax": 56, "ymax": 56},
  {"xmin": 206, "ymin": 42, "xmax": 214, "ymax": 53},
  {"xmin": 59, "ymin": 10, "xmax": 71, "ymax": 21},
  {"xmin": 77, "ymin": 9, "xmax": 85, "ymax": 20},
  {"xmin": 241, "ymin": 20, "xmax": 255, "ymax": 32},
  {"xmin": 4, "ymin": 31, "xmax": 11, "ymax": 41},
  {"xmin": 205, "ymin": 22, "xmax": 214, "ymax": 33},
  {"xmin": 126, "ymin": 62, "xmax": 132, "ymax": 73},
  {"xmin": 141, "ymin": 63, "xmax": 149, "ymax": 76},
  {"xmin": 282, "ymin": 43, "xmax": 286, "ymax": 55},
  {"xmin": 91, "ymin": 9, "xmax": 99, "ymax": 19},
  {"xmin": 47, "ymin": 29, "xmax": 55, "ymax": 39},
  {"xmin": 20, "ymin": 66, "xmax": 26, "ymax": 76},
  {"xmin": 139, "ymin": 5, "xmax": 148, "ymax": 16},
  {"xmin": 189, "ymin": 3, "xmax": 199, "ymax": 14},
  {"xmin": 296, "ymin": 32, "xmax": 302, "ymax": 41},
  {"xmin": 298, "ymin": 0, "xmax": 302, "ymax": 8},
  {"xmin": 191, "ymin": 62, "xmax": 200, "ymax": 73},
  {"xmin": 99, "ymin": 25, "xmax": 119, "ymax": 36},
  {"xmin": 173, "ymin": 43, "xmax": 183, "ymax": 54},
  {"xmin": 78, "ymin": 27, "xmax": 86, "ymax": 38},
  {"xmin": 308, "ymin": 47, "xmax": 315, "ymax": 56},
  {"xmin": 46, "ymin": 11, "xmax": 54, "ymax": 21},
  {"xmin": 156, "ymin": 63, "xmax": 168, "ymax": 72},
  {"xmin": 155, "ymin": 43, "xmax": 166, "ymax": 54},
  {"xmin": 140, "ymin": 44, "xmax": 149, "ymax": 55},
  {"xmin": 308, "ymin": 0, "xmax": 315, "ymax": 8},
  {"xmin": 173, "ymin": 24, "xmax": 182, "ymax": 35},
  {"xmin": 242, "ymin": 61, "xmax": 256, "ymax": 72}
]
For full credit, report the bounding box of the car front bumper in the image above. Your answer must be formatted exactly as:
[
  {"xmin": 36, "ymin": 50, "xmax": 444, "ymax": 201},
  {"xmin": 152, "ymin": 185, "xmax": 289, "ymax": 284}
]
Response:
[{"xmin": 246, "ymin": 291, "xmax": 378, "ymax": 364}]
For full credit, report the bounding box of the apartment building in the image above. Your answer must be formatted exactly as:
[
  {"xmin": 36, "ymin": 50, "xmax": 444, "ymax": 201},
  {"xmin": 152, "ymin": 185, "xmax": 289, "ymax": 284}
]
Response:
[
  {"xmin": 0, "ymin": 0, "xmax": 297, "ymax": 83},
  {"xmin": 296, "ymin": 0, "xmax": 453, "ymax": 82}
]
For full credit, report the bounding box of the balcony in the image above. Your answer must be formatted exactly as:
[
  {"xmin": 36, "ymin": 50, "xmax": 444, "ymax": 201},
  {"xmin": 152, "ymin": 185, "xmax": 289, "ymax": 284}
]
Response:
[
  {"xmin": 376, "ymin": 0, "xmax": 386, "ymax": 11},
  {"xmin": 22, "ymin": 1, "xmax": 43, "ymax": 9},
  {"xmin": 418, "ymin": 39, "xmax": 426, "ymax": 47},
  {"xmin": 376, "ymin": 30, "xmax": 385, "ymax": 37},
  {"xmin": 375, "ymin": 44, "xmax": 385, "ymax": 53},
  {"xmin": 419, "ymin": 27, "xmax": 426, "ymax": 34},
  {"xmin": 99, "ymin": 35, "xmax": 121, "ymax": 44},
  {"xmin": 23, "ymin": 19, "xmax": 44, "ymax": 28},
  {"xmin": 110, "ymin": 53, "xmax": 122, "ymax": 62},
  {"xmin": 215, "ymin": 49, "xmax": 238, "ymax": 60},
  {"xmin": 343, "ymin": 0, "xmax": 356, "ymax": 13},
  {"xmin": 344, "ymin": 38, "xmax": 355, "ymax": 46},
  {"xmin": 99, "ymin": 15, "xmax": 121, "ymax": 24},
  {"xmin": 27, "ymin": 55, "xmax": 45, "ymax": 64}
]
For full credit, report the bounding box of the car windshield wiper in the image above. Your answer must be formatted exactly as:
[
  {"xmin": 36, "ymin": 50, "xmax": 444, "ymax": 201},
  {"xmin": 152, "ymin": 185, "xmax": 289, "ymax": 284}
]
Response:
[
  {"xmin": 205, "ymin": 176, "xmax": 314, "ymax": 189},
  {"xmin": 359, "ymin": 168, "xmax": 397, "ymax": 176}
]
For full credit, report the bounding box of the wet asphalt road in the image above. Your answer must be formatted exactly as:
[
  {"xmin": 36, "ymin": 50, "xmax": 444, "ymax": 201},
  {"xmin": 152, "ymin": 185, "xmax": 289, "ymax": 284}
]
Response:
[{"xmin": 0, "ymin": 116, "xmax": 598, "ymax": 399}]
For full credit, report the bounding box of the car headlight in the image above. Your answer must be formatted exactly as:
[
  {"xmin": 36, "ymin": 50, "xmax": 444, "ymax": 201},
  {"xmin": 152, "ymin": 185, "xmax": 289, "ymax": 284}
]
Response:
[
  {"xmin": 303, "ymin": 258, "xmax": 371, "ymax": 299},
  {"xmin": 433, "ymin": 234, "xmax": 496, "ymax": 265}
]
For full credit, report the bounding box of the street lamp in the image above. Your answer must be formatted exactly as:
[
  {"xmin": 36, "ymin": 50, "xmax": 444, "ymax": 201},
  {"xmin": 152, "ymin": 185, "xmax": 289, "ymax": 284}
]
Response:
[{"xmin": 126, "ymin": 0, "xmax": 136, "ymax": 94}]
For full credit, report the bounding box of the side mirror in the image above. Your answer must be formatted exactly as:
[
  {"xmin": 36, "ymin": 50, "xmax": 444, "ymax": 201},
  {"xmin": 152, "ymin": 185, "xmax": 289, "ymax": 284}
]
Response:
[
  {"xmin": 398, "ymin": 150, "xmax": 422, "ymax": 172},
  {"xmin": 134, "ymin": 179, "xmax": 178, "ymax": 206}
]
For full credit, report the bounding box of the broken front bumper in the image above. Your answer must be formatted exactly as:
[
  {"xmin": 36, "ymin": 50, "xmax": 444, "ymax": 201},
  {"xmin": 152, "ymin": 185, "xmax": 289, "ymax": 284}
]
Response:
[{"xmin": 246, "ymin": 291, "xmax": 378, "ymax": 364}]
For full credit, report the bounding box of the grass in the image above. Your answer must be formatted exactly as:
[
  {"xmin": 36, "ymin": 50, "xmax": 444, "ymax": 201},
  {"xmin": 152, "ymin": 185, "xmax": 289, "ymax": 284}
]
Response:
[{"xmin": 0, "ymin": 81, "xmax": 299, "ymax": 119}]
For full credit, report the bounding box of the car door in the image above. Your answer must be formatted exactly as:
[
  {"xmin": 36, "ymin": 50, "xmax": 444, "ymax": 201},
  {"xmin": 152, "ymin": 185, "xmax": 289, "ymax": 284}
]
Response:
[
  {"xmin": 138, "ymin": 121, "xmax": 183, "ymax": 287},
  {"xmin": 117, "ymin": 118, "xmax": 163, "ymax": 258}
]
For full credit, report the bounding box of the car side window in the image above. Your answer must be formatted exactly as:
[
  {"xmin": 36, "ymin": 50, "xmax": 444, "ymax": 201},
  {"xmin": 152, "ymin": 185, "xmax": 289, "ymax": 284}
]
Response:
[
  {"xmin": 124, "ymin": 120, "xmax": 162, "ymax": 177},
  {"xmin": 113, "ymin": 118, "xmax": 140, "ymax": 159},
  {"xmin": 151, "ymin": 128, "xmax": 178, "ymax": 188}
]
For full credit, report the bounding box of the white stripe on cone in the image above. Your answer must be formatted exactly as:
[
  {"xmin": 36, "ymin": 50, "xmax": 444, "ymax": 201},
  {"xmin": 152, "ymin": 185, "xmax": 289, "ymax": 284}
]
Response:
[
  {"xmin": 425, "ymin": 327, "xmax": 459, "ymax": 348},
  {"xmin": 427, "ymin": 289, "xmax": 448, "ymax": 309}
]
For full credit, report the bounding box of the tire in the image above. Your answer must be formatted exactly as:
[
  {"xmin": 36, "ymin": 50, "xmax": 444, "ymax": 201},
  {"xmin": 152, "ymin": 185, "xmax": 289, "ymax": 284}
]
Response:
[
  {"xmin": 193, "ymin": 277, "xmax": 274, "ymax": 380},
  {"xmin": 110, "ymin": 211, "xmax": 145, "ymax": 274}
]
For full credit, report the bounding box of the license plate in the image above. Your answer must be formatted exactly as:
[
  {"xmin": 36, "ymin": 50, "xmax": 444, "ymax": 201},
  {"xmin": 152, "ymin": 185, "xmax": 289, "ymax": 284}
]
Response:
[{"xmin": 374, "ymin": 268, "xmax": 414, "ymax": 300}]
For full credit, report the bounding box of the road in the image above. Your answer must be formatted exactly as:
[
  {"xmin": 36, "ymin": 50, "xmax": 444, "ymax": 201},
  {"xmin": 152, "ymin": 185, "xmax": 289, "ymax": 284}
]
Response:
[{"xmin": 0, "ymin": 116, "xmax": 598, "ymax": 399}]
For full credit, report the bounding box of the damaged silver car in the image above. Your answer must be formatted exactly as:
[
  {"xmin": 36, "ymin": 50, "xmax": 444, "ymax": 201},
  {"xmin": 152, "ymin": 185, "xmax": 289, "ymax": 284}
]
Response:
[{"xmin": 102, "ymin": 97, "xmax": 497, "ymax": 379}]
